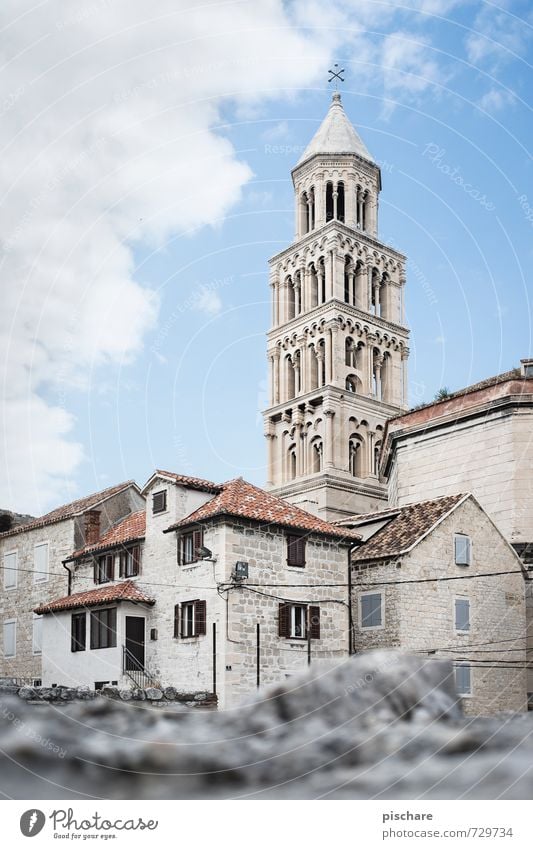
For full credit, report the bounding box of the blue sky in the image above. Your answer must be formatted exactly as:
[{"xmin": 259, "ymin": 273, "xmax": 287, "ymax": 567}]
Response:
[{"xmin": 1, "ymin": 1, "xmax": 532, "ymax": 512}]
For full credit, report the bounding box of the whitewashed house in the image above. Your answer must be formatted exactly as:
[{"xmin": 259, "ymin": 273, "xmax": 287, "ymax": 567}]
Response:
[
  {"xmin": 37, "ymin": 470, "xmax": 359, "ymax": 707},
  {"xmin": 1, "ymin": 481, "xmax": 144, "ymax": 684}
]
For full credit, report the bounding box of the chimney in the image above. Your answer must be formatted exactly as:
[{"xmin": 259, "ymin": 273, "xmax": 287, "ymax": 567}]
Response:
[{"xmin": 84, "ymin": 510, "xmax": 101, "ymax": 545}]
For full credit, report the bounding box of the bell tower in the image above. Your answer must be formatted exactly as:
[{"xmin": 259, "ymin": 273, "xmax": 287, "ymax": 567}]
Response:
[{"xmin": 264, "ymin": 92, "xmax": 410, "ymax": 521}]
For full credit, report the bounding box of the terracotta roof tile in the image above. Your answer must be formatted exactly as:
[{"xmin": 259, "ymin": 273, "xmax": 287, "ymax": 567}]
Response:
[
  {"xmin": 151, "ymin": 470, "xmax": 221, "ymax": 493},
  {"xmin": 351, "ymin": 493, "xmax": 467, "ymax": 562},
  {"xmin": 70, "ymin": 510, "xmax": 145, "ymax": 559},
  {"xmin": 35, "ymin": 580, "xmax": 155, "ymax": 615},
  {"xmin": 0, "ymin": 481, "xmax": 138, "ymax": 540},
  {"xmin": 166, "ymin": 477, "xmax": 360, "ymax": 541}
]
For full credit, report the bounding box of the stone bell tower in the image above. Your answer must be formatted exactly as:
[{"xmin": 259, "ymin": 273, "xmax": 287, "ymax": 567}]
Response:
[{"xmin": 263, "ymin": 92, "xmax": 410, "ymax": 521}]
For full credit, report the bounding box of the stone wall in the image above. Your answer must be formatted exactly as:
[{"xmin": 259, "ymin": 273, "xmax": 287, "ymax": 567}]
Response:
[
  {"xmin": 352, "ymin": 497, "xmax": 527, "ymax": 715},
  {"xmin": 0, "ymin": 680, "xmax": 216, "ymax": 709}
]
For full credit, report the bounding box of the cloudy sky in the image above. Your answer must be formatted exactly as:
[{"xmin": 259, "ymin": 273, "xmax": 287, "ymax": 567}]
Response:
[{"xmin": 1, "ymin": 0, "xmax": 531, "ymax": 513}]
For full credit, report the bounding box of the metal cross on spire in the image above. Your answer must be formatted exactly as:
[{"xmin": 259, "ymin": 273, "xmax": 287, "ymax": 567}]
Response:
[{"xmin": 328, "ymin": 63, "xmax": 345, "ymax": 90}]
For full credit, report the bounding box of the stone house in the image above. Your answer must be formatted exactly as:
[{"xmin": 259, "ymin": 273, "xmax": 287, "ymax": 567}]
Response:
[
  {"xmin": 345, "ymin": 493, "xmax": 527, "ymax": 715},
  {"xmin": 0, "ymin": 481, "xmax": 145, "ymax": 684},
  {"xmin": 36, "ymin": 471, "xmax": 358, "ymax": 708},
  {"xmin": 380, "ymin": 359, "xmax": 533, "ymax": 705}
]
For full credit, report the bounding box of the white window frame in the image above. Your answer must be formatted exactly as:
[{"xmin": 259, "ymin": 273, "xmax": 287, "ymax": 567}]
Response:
[
  {"xmin": 454, "ymin": 662, "xmax": 472, "ymax": 698},
  {"xmin": 33, "ymin": 541, "xmax": 49, "ymax": 584},
  {"xmin": 32, "ymin": 614, "xmax": 43, "ymax": 655},
  {"xmin": 182, "ymin": 601, "xmax": 195, "ymax": 638},
  {"xmin": 3, "ymin": 549, "xmax": 18, "ymax": 590},
  {"xmin": 359, "ymin": 591, "xmax": 384, "ymax": 630},
  {"xmin": 454, "ymin": 533, "xmax": 472, "ymax": 566},
  {"xmin": 454, "ymin": 597, "xmax": 471, "ymax": 633},
  {"xmin": 290, "ymin": 604, "xmax": 307, "ymax": 639},
  {"xmin": 3, "ymin": 619, "xmax": 17, "ymax": 658}
]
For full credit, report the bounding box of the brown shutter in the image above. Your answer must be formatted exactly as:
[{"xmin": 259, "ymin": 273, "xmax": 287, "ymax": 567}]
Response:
[
  {"xmin": 107, "ymin": 554, "xmax": 114, "ymax": 581},
  {"xmin": 193, "ymin": 529, "xmax": 203, "ymax": 559},
  {"xmin": 309, "ymin": 606, "xmax": 320, "ymax": 640},
  {"xmin": 173, "ymin": 604, "xmax": 180, "ymax": 639},
  {"xmin": 177, "ymin": 536, "xmax": 183, "ymax": 565},
  {"xmin": 118, "ymin": 551, "xmax": 125, "ymax": 578},
  {"xmin": 278, "ymin": 602, "xmax": 290, "ymax": 638},
  {"xmin": 195, "ymin": 600, "xmax": 206, "ymax": 636},
  {"xmin": 131, "ymin": 546, "xmax": 140, "ymax": 575},
  {"xmin": 287, "ymin": 535, "xmax": 306, "ymax": 566},
  {"xmin": 93, "ymin": 559, "xmax": 98, "ymax": 584}
]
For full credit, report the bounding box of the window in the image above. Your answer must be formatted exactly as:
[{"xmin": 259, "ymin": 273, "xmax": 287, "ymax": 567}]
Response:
[
  {"xmin": 174, "ymin": 600, "xmax": 206, "ymax": 638},
  {"xmin": 287, "ymin": 534, "xmax": 306, "ymax": 567},
  {"xmin": 33, "ymin": 614, "xmax": 43, "ymax": 655},
  {"xmin": 90, "ymin": 608, "xmax": 117, "ymax": 649},
  {"xmin": 178, "ymin": 529, "xmax": 203, "ymax": 566},
  {"xmin": 3, "ymin": 619, "xmax": 16, "ymax": 657},
  {"xmin": 455, "ymin": 598, "xmax": 470, "ymax": 632},
  {"xmin": 278, "ymin": 603, "xmax": 320, "ymax": 640},
  {"xmin": 360, "ymin": 592, "xmax": 383, "ymax": 629},
  {"xmin": 454, "ymin": 534, "xmax": 471, "ymax": 566},
  {"xmin": 119, "ymin": 546, "xmax": 141, "ymax": 578},
  {"xmin": 152, "ymin": 490, "xmax": 167, "ymax": 514},
  {"xmin": 33, "ymin": 542, "xmax": 49, "ymax": 583},
  {"xmin": 455, "ymin": 663, "xmax": 472, "ymax": 696},
  {"xmin": 3, "ymin": 551, "xmax": 17, "ymax": 589},
  {"xmin": 95, "ymin": 554, "xmax": 114, "ymax": 584},
  {"xmin": 71, "ymin": 612, "xmax": 86, "ymax": 652}
]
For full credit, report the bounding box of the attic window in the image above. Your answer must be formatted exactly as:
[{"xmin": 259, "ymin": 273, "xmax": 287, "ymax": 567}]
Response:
[
  {"xmin": 287, "ymin": 534, "xmax": 306, "ymax": 567},
  {"xmin": 152, "ymin": 490, "xmax": 167, "ymax": 514}
]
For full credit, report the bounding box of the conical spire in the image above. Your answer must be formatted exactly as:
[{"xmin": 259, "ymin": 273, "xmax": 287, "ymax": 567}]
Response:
[{"xmin": 296, "ymin": 92, "xmax": 375, "ymax": 168}]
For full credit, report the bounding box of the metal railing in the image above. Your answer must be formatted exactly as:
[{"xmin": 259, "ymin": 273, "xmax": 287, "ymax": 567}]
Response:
[{"xmin": 122, "ymin": 645, "xmax": 158, "ymax": 689}]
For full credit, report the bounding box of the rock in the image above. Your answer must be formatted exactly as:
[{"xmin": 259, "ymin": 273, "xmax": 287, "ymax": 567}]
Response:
[
  {"xmin": 17, "ymin": 687, "xmax": 35, "ymax": 700},
  {"xmin": 100, "ymin": 686, "xmax": 120, "ymax": 700},
  {"xmin": 131, "ymin": 689, "xmax": 146, "ymax": 701},
  {"xmin": 194, "ymin": 692, "xmax": 208, "ymax": 701},
  {"xmin": 0, "ymin": 681, "xmax": 20, "ymax": 695},
  {"xmin": 145, "ymin": 688, "xmax": 163, "ymax": 700},
  {"xmin": 1, "ymin": 651, "xmax": 532, "ymax": 799},
  {"xmin": 119, "ymin": 690, "xmax": 132, "ymax": 701},
  {"xmin": 76, "ymin": 686, "xmax": 95, "ymax": 700},
  {"xmin": 163, "ymin": 686, "xmax": 178, "ymax": 700}
]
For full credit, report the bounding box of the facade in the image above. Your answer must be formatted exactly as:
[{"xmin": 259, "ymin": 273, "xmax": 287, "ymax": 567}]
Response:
[
  {"xmin": 264, "ymin": 92, "xmax": 410, "ymax": 522},
  {"xmin": 37, "ymin": 471, "xmax": 358, "ymax": 709},
  {"xmin": 0, "ymin": 481, "xmax": 144, "ymax": 684},
  {"xmin": 347, "ymin": 494, "xmax": 527, "ymax": 715}
]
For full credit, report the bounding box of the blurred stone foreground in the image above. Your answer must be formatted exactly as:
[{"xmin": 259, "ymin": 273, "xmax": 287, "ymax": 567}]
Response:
[{"xmin": 0, "ymin": 650, "xmax": 532, "ymax": 800}]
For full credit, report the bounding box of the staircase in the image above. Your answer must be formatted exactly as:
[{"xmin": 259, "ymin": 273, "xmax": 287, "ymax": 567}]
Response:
[{"xmin": 122, "ymin": 645, "xmax": 159, "ymax": 689}]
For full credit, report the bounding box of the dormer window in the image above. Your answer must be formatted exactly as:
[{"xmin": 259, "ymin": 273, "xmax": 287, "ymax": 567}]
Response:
[
  {"xmin": 152, "ymin": 490, "xmax": 167, "ymax": 514},
  {"xmin": 95, "ymin": 554, "xmax": 114, "ymax": 584}
]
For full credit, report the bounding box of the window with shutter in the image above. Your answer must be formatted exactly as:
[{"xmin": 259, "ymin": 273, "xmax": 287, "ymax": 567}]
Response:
[
  {"xmin": 454, "ymin": 534, "xmax": 471, "ymax": 566},
  {"xmin": 152, "ymin": 490, "xmax": 167, "ymax": 514},
  {"xmin": 278, "ymin": 602, "xmax": 290, "ymax": 638},
  {"xmin": 71, "ymin": 612, "xmax": 86, "ymax": 652},
  {"xmin": 33, "ymin": 615, "xmax": 43, "ymax": 655},
  {"xmin": 3, "ymin": 551, "xmax": 17, "ymax": 589},
  {"xmin": 33, "ymin": 543, "xmax": 49, "ymax": 584},
  {"xmin": 173, "ymin": 604, "xmax": 180, "ymax": 639},
  {"xmin": 95, "ymin": 554, "xmax": 114, "ymax": 584},
  {"xmin": 194, "ymin": 600, "xmax": 207, "ymax": 636},
  {"xmin": 120, "ymin": 546, "xmax": 141, "ymax": 578},
  {"xmin": 455, "ymin": 662, "xmax": 472, "ymax": 696},
  {"xmin": 309, "ymin": 605, "xmax": 321, "ymax": 640},
  {"xmin": 455, "ymin": 598, "xmax": 470, "ymax": 631},
  {"xmin": 178, "ymin": 530, "xmax": 204, "ymax": 565},
  {"xmin": 181, "ymin": 601, "xmax": 195, "ymax": 637},
  {"xmin": 287, "ymin": 534, "xmax": 306, "ymax": 567},
  {"xmin": 360, "ymin": 592, "xmax": 383, "ymax": 629},
  {"xmin": 3, "ymin": 619, "xmax": 16, "ymax": 657}
]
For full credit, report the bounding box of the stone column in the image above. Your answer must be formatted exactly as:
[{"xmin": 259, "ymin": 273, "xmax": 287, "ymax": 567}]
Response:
[
  {"xmin": 333, "ymin": 187, "xmax": 338, "ymax": 221},
  {"xmin": 324, "ymin": 408, "xmax": 335, "ymax": 469},
  {"xmin": 373, "ymin": 281, "xmax": 381, "ymax": 318},
  {"xmin": 273, "ymin": 348, "xmax": 280, "ymax": 405},
  {"xmin": 315, "ymin": 173, "xmax": 324, "ymax": 226},
  {"xmin": 316, "ymin": 346, "xmax": 325, "ymax": 387},
  {"xmin": 346, "ymin": 174, "xmax": 356, "ymax": 228},
  {"xmin": 329, "ymin": 322, "xmax": 341, "ymax": 386},
  {"xmin": 401, "ymin": 346, "xmax": 410, "ymax": 408},
  {"xmin": 366, "ymin": 334, "xmax": 375, "ymax": 395},
  {"xmin": 294, "ymin": 351, "xmax": 301, "ymax": 396},
  {"xmin": 265, "ymin": 427, "xmax": 275, "ymax": 487},
  {"xmin": 298, "ymin": 337, "xmax": 307, "ymax": 394},
  {"xmin": 374, "ymin": 354, "xmax": 383, "ymax": 400},
  {"xmin": 348, "ymin": 270, "xmax": 355, "ymax": 305},
  {"xmin": 358, "ymin": 195, "xmax": 364, "ymax": 229},
  {"xmin": 300, "ymin": 264, "xmax": 307, "ymax": 313},
  {"xmin": 366, "ymin": 265, "xmax": 373, "ymax": 312},
  {"xmin": 317, "ymin": 266, "xmax": 325, "ymax": 305},
  {"xmin": 325, "ymin": 331, "xmax": 333, "ymax": 386},
  {"xmin": 294, "ymin": 278, "xmax": 301, "ymax": 316}
]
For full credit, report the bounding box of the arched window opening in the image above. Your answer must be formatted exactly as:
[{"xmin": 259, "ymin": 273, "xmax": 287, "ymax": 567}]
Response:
[
  {"xmin": 325, "ymin": 182, "xmax": 334, "ymax": 222},
  {"xmin": 356, "ymin": 185, "xmax": 363, "ymax": 229},
  {"xmin": 337, "ymin": 181, "xmax": 345, "ymax": 222},
  {"xmin": 288, "ymin": 445, "xmax": 297, "ymax": 480},
  {"xmin": 286, "ymin": 277, "xmax": 295, "ymax": 321},
  {"xmin": 373, "ymin": 442, "xmax": 382, "ymax": 476},
  {"xmin": 309, "ymin": 346, "xmax": 319, "ymax": 390},
  {"xmin": 286, "ymin": 355, "xmax": 295, "ymax": 400},
  {"xmin": 362, "ymin": 192, "xmax": 368, "ymax": 231},
  {"xmin": 344, "ymin": 257, "xmax": 352, "ymax": 303},
  {"xmin": 299, "ymin": 192, "xmax": 308, "ymax": 237},
  {"xmin": 310, "ymin": 439, "xmax": 323, "ymax": 473},
  {"xmin": 346, "ymin": 375, "xmax": 357, "ymax": 393},
  {"xmin": 345, "ymin": 337, "xmax": 354, "ymax": 367},
  {"xmin": 349, "ymin": 435, "xmax": 364, "ymax": 477},
  {"xmin": 309, "ymin": 187, "xmax": 315, "ymax": 230},
  {"xmin": 381, "ymin": 353, "xmax": 391, "ymax": 403},
  {"xmin": 380, "ymin": 274, "xmax": 389, "ymax": 321},
  {"xmin": 317, "ymin": 342, "xmax": 326, "ymax": 386},
  {"xmin": 319, "ymin": 261, "xmax": 326, "ymax": 303},
  {"xmin": 309, "ymin": 265, "xmax": 319, "ymax": 308},
  {"xmin": 355, "ymin": 261, "xmax": 365, "ymax": 308}
]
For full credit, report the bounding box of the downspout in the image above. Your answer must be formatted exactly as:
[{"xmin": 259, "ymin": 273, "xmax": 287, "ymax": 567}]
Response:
[
  {"xmin": 348, "ymin": 543, "xmax": 357, "ymax": 656},
  {"xmin": 62, "ymin": 559, "xmax": 73, "ymax": 595}
]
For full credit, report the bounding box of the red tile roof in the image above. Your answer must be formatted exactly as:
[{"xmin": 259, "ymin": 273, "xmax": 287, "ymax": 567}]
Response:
[
  {"xmin": 70, "ymin": 510, "xmax": 145, "ymax": 559},
  {"xmin": 35, "ymin": 580, "xmax": 155, "ymax": 615},
  {"xmin": 351, "ymin": 493, "xmax": 467, "ymax": 562},
  {"xmin": 166, "ymin": 477, "xmax": 361, "ymax": 541},
  {"xmin": 149, "ymin": 470, "xmax": 221, "ymax": 494},
  {"xmin": 0, "ymin": 481, "xmax": 139, "ymax": 539}
]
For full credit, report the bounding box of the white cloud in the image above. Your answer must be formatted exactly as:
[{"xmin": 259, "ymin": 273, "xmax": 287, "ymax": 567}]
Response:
[
  {"xmin": 478, "ymin": 87, "xmax": 515, "ymax": 113},
  {"xmin": 465, "ymin": 5, "xmax": 532, "ymax": 67},
  {"xmin": 193, "ymin": 287, "xmax": 223, "ymax": 316},
  {"xmin": 0, "ymin": 0, "xmax": 451, "ymax": 512}
]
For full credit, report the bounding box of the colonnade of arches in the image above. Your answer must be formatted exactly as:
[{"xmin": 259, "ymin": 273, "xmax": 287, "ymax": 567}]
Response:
[{"xmin": 298, "ymin": 180, "xmax": 373, "ymax": 236}]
